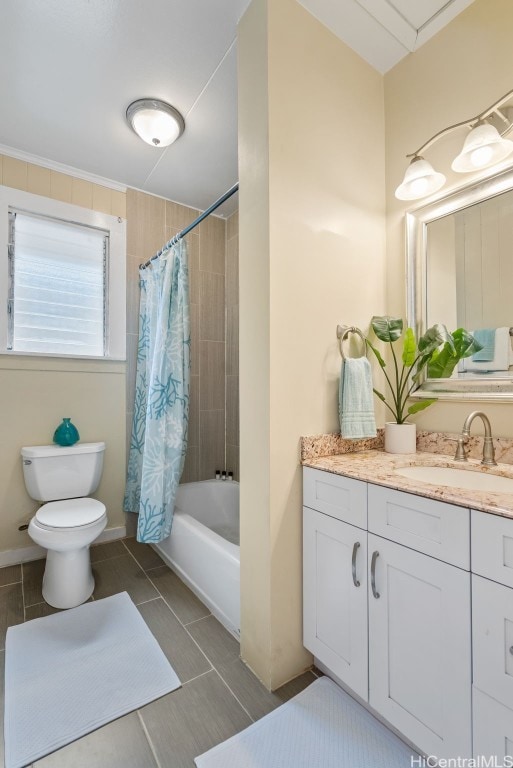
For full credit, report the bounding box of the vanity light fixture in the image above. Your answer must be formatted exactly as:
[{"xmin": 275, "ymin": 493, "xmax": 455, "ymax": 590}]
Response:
[
  {"xmin": 126, "ymin": 98, "xmax": 185, "ymax": 147},
  {"xmin": 451, "ymin": 121, "xmax": 513, "ymax": 173},
  {"xmin": 395, "ymin": 89, "xmax": 513, "ymax": 201},
  {"xmin": 395, "ymin": 156, "xmax": 446, "ymax": 201}
]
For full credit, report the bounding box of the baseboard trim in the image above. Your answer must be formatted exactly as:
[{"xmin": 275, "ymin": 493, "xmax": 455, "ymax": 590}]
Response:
[
  {"xmin": 0, "ymin": 544, "xmax": 46, "ymax": 567},
  {"xmin": 0, "ymin": 525, "xmax": 127, "ymax": 568},
  {"xmin": 97, "ymin": 525, "xmax": 127, "ymax": 544}
]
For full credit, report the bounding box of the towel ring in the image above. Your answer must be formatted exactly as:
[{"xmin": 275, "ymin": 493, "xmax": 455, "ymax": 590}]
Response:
[{"xmin": 337, "ymin": 325, "xmax": 367, "ymax": 360}]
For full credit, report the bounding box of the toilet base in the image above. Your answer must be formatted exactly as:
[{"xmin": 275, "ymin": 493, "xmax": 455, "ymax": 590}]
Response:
[
  {"xmin": 43, "ymin": 547, "xmax": 95, "ymax": 609},
  {"xmin": 28, "ymin": 511, "xmax": 106, "ymax": 609}
]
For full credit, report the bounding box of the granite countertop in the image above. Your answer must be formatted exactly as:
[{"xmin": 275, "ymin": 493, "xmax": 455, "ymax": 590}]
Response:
[{"xmin": 303, "ymin": 449, "xmax": 513, "ymax": 520}]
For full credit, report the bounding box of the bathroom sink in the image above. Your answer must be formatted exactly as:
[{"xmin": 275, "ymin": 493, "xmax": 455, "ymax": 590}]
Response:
[{"xmin": 394, "ymin": 465, "xmax": 513, "ymax": 493}]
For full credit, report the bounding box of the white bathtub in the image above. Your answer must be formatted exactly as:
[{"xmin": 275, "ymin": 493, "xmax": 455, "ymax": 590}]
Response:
[{"xmin": 152, "ymin": 480, "xmax": 240, "ymax": 637}]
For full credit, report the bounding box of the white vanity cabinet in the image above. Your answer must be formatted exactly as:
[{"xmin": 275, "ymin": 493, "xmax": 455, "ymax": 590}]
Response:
[
  {"xmin": 367, "ymin": 484, "xmax": 472, "ymax": 757},
  {"xmin": 303, "ymin": 466, "xmax": 367, "ymax": 529},
  {"xmin": 471, "ymin": 510, "xmax": 513, "ymax": 762},
  {"xmin": 368, "ymin": 533, "xmax": 471, "ymax": 758},
  {"xmin": 303, "ymin": 467, "xmax": 472, "ymax": 760},
  {"xmin": 303, "ymin": 506, "xmax": 368, "ymax": 698},
  {"xmin": 367, "ymin": 484, "xmax": 470, "ymax": 569},
  {"xmin": 302, "ymin": 468, "xmax": 368, "ymax": 699}
]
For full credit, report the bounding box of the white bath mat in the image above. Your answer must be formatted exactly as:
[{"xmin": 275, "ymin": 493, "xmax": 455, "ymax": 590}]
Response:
[
  {"xmin": 4, "ymin": 591, "xmax": 181, "ymax": 768},
  {"xmin": 195, "ymin": 676, "xmax": 416, "ymax": 768}
]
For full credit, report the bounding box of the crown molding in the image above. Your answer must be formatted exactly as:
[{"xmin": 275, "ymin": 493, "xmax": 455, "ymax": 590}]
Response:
[{"xmin": 0, "ymin": 144, "xmax": 127, "ymax": 193}]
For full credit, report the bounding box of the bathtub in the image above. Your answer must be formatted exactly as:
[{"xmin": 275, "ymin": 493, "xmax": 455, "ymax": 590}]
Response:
[{"xmin": 152, "ymin": 480, "xmax": 240, "ymax": 637}]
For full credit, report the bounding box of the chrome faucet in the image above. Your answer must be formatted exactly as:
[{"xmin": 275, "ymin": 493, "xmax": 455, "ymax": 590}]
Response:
[{"xmin": 453, "ymin": 411, "xmax": 497, "ymax": 466}]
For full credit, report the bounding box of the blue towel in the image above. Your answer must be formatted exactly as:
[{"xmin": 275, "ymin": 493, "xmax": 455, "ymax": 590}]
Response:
[
  {"xmin": 472, "ymin": 328, "xmax": 495, "ymax": 361},
  {"xmin": 339, "ymin": 357, "xmax": 377, "ymax": 439}
]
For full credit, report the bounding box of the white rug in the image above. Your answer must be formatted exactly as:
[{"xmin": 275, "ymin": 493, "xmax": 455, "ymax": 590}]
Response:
[
  {"xmin": 195, "ymin": 676, "xmax": 416, "ymax": 768},
  {"xmin": 4, "ymin": 591, "xmax": 181, "ymax": 768}
]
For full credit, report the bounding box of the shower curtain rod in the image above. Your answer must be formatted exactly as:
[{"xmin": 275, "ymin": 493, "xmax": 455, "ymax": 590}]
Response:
[{"xmin": 139, "ymin": 182, "xmax": 239, "ymax": 270}]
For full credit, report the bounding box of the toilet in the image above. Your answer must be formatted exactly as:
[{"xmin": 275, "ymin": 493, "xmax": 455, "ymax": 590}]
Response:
[{"xmin": 21, "ymin": 442, "xmax": 107, "ymax": 609}]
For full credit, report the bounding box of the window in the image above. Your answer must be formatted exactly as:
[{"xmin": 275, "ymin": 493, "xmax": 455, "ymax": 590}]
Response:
[
  {"xmin": 0, "ymin": 186, "xmax": 126, "ymax": 360},
  {"xmin": 9, "ymin": 212, "xmax": 108, "ymax": 356}
]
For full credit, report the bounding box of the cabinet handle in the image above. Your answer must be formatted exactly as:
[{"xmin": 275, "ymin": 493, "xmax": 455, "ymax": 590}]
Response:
[
  {"xmin": 510, "ymin": 646, "xmax": 513, "ymax": 656},
  {"xmin": 371, "ymin": 550, "xmax": 380, "ymax": 599},
  {"xmin": 352, "ymin": 542, "xmax": 361, "ymax": 587}
]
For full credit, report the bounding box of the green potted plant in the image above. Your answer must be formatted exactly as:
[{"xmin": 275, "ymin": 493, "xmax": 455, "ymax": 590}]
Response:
[{"xmin": 366, "ymin": 316, "xmax": 481, "ymax": 453}]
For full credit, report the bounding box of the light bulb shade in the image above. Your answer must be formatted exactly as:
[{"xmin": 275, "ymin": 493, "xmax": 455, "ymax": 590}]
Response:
[
  {"xmin": 451, "ymin": 123, "xmax": 513, "ymax": 172},
  {"xmin": 126, "ymin": 99, "xmax": 185, "ymax": 147},
  {"xmin": 395, "ymin": 157, "xmax": 446, "ymax": 201}
]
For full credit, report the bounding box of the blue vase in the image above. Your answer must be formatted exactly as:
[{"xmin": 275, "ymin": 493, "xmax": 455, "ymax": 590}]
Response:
[{"xmin": 53, "ymin": 418, "xmax": 80, "ymax": 447}]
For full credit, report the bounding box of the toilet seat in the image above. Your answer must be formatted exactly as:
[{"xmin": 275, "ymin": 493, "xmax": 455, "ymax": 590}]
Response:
[{"xmin": 35, "ymin": 498, "xmax": 106, "ymax": 530}]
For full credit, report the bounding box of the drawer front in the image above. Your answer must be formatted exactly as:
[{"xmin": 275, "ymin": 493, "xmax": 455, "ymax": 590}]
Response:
[
  {"xmin": 471, "ymin": 510, "xmax": 513, "ymax": 588},
  {"xmin": 368, "ymin": 484, "xmax": 470, "ymax": 569},
  {"xmin": 303, "ymin": 467, "xmax": 367, "ymax": 529},
  {"xmin": 472, "ymin": 574, "xmax": 513, "ymax": 711},
  {"xmin": 473, "ymin": 687, "xmax": 513, "ymax": 763}
]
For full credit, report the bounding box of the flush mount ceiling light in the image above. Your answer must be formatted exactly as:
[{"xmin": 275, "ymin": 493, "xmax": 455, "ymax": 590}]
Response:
[
  {"xmin": 126, "ymin": 99, "xmax": 185, "ymax": 147},
  {"xmin": 395, "ymin": 89, "xmax": 513, "ymax": 201}
]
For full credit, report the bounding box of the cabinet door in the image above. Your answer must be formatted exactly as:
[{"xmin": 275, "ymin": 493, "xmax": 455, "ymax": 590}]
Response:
[
  {"xmin": 473, "ymin": 574, "xmax": 513, "ymax": 710},
  {"xmin": 368, "ymin": 534, "xmax": 471, "ymax": 759},
  {"xmin": 303, "ymin": 506, "xmax": 368, "ymax": 700},
  {"xmin": 473, "ymin": 687, "xmax": 513, "ymax": 764}
]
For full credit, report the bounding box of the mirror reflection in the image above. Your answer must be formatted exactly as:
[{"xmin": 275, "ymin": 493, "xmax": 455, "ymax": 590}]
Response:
[{"xmin": 407, "ymin": 167, "xmax": 513, "ymax": 398}]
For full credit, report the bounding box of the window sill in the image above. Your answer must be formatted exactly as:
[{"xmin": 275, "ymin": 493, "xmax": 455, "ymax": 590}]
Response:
[{"xmin": 0, "ymin": 353, "xmax": 126, "ymax": 374}]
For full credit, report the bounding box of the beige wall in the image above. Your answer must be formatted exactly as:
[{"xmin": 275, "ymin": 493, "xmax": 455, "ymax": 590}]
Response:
[
  {"xmin": 0, "ymin": 153, "xmax": 126, "ymax": 554},
  {"xmin": 0, "ymin": 357, "xmax": 126, "ymax": 552},
  {"xmin": 385, "ymin": 0, "xmax": 513, "ymax": 435},
  {"xmin": 125, "ymin": 189, "xmax": 234, "ymax": 484},
  {"xmin": 239, "ymin": 0, "xmax": 273, "ymax": 689},
  {"xmin": 239, "ymin": 0, "xmax": 386, "ymax": 688}
]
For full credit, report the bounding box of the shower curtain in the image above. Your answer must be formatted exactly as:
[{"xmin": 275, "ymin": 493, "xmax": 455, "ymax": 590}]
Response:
[{"xmin": 124, "ymin": 240, "xmax": 190, "ymax": 543}]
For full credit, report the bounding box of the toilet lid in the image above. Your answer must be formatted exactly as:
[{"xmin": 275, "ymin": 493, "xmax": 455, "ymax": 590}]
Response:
[{"xmin": 36, "ymin": 498, "xmax": 106, "ymax": 528}]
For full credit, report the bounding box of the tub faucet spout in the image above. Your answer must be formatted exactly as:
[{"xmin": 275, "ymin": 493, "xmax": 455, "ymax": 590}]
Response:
[{"xmin": 455, "ymin": 411, "xmax": 497, "ymax": 466}]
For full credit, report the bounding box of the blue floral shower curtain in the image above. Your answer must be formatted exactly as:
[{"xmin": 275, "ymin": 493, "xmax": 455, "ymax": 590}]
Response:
[{"xmin": 124, "ymin": 240, "xmax": 190, "ymax": 543}]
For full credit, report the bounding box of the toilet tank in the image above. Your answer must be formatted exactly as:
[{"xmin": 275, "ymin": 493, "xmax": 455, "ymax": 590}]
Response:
[{"xmin": 21, "ymin": 442, "xmax": 105, "ymax": 502}]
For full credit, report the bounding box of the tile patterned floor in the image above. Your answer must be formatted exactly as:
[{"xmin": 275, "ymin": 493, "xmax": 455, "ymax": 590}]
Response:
[{"xmin": 0, "ymin": 538, "xmax": 316, "ymax": 767}]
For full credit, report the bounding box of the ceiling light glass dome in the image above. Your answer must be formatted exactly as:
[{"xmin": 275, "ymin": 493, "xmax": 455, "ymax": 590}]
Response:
[{"xmin": 126, "ymin": 99, "xmax": 185, "ymax": 147}]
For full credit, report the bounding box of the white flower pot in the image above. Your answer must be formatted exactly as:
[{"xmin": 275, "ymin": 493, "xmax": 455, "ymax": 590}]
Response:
[{"xmin": 384, "ymin": 422, "xmax": 417, "ymax": 454}]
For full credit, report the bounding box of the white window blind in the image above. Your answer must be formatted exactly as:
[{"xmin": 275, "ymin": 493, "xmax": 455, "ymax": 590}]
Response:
[{"xmin": 9, "ymin": 211, "xmax": 108, "ymax": 356}]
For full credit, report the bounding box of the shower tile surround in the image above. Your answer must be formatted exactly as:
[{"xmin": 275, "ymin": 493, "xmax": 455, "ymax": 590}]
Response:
[
  {"xmin": 0, "ymin": 538, "xmax": 315, "ymax": 767},
  {"xmin": 126, "ymin": 191, "xmax": 239, "ymax": 485}
]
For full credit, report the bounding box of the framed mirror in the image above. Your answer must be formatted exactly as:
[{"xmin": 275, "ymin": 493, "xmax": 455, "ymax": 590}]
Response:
[{"xmin": 407, "ymin": 165, "xmax": 513, "ymax": 401}]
